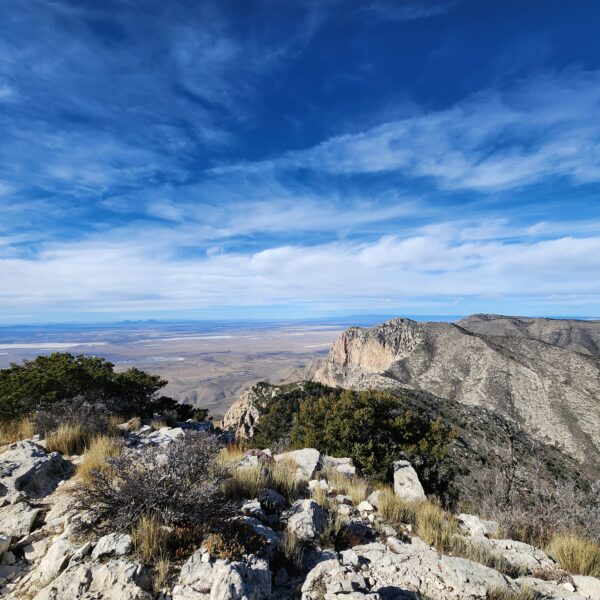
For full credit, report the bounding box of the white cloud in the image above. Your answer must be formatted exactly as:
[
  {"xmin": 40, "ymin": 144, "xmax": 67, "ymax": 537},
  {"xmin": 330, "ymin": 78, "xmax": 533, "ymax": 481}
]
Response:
[
  {"xmin": 215, "ymin": 70, "xmax": 600, "ymax": 192},
  {"xmin": 2, "ymin": 223, "xmax": 600, "ymax": 316}
]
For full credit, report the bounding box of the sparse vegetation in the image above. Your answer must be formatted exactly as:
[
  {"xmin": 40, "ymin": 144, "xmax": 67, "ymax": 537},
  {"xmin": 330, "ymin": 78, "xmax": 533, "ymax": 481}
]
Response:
[
  {"xmin": 322, "ymin": 468, "xmax": 369, "ymax": 505},
  {"xmin": 131, "ymin": 513, "xmax": 170, "ymax": 564},
  {"xmin": 547, "ymin": 533, "xmax": 600, "ymax": 576},
  {"xmin": 46, "ymin": 423, "xmax": 92, "ymax": 455},
  {"xmin": 280, "ymin": 530, "xmax": 305, "ymax": 571},
  {"xmin": 375, "ymin": 486, "xmax": 417, "ymax": 526},
  {"xmin": 74, "ymin": 432, "xmax": 233, "ymax": 536},
  {"xmin": 413, "ymin": 500, "xmax": 457, "ymax": 552},
  {"xmin": 486, "ymin": 587, "xmax": 544, "ymax": 600},
  {"xmin": 203, "ymin": 520, "xmax": 265, "ymax": 561},
  {"xmin": 0, "ymin": 416, "xmax": 35, "ymax": 445},
  {"xmin": 150, "ymin": 418, "xmax": 168, "ymax": 431},
  {"xmin": 224, "ymin": 458, "xmax": 303, "ymax": 504},
  {"xmin": 77, "ymin": 435, "xmax": 123, "ymax": 483}
]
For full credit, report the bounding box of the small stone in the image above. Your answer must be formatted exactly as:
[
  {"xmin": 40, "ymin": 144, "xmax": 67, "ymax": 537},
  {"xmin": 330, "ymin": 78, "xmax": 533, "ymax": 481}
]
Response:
[
  {"xmin": 91, "ymin": 533, "xmax": 132, "ymax": 560},
  {"xmin": 356, "ymin": 501, "xmax": 374, "ymax": 512}
]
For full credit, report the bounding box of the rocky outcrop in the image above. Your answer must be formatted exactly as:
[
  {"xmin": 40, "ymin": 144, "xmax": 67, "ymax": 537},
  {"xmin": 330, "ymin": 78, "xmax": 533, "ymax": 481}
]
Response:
[
  {"xmin": 284, "ymin": 499, "xmax": 326, "ymax": 541},
  {"xmin": 393, "ymin": 460, "xmax": 426, "ymax": 502},
  {"xmin": 0, "ymin": 440, "xmax": 73, "ymax": 502},
  {"xmin": 458, "ymin": 314, "xmax": 600, "ymax": 356},
  {"xmin": 308, "ymin": 317, "xmax": 600, "ymax": 462},
  {"xmin": 172, "ymin": 548, "xmax": 270, "ymax": 600}
]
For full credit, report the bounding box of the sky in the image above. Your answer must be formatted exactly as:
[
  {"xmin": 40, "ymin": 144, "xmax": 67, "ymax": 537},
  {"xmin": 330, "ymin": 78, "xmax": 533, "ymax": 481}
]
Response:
[{"xmin": 1, "ymin": 0, "xmax": 600, "ymax": 323}]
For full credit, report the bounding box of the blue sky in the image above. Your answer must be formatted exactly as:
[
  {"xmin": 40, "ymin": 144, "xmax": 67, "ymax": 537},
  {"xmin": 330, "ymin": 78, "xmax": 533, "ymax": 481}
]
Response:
[{"xmin": 1, "ymin": 0, "xmax": 600, "ymax": 323}]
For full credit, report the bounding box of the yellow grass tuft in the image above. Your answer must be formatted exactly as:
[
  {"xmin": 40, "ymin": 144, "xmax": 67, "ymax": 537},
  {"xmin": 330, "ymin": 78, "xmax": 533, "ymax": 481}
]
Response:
[
  {"xmin": 45, "ymin": 423, "xmax": 91, "ymax": 455},
  {"xmin": 150, "ymin": 418, "xmax": 168, "ymax": 431},
  {"xmin": 414, "ymin": 500, "xmax": 457, "ymax": 552},
  {"xmin": 0, "ymin": 417, "xmax": 35, "ymax": 445},
  {"xmin": 126, "ymin": 416, "xmax": 142, "ymax": 431},
  {"xmin": 131, "ymin": 513, "xmax": 170, "ymax": 564},
  {"xmin": 224, "ymin": 465, "xmax": 268, "ymax": 500},
  {"xmin": 324, "ymin": 468, "xmax": 369, "ymax": 506},
  {"xmin": 77, "ymin": 435, "xmax": 123, "ymax": 483},
  {"xmin": 547, "ymin": 533, "xmax": 600, "ymax": 577},
  {"xmin": 486, "ymin": 587, "xmax": 543, "ymax": 600},
  {"xmin": 375, "ymin": 486, "xmax": 418, "ymax": 526},
  {"xmin": 152, "ymin": 553, "xmax": 171, "ymax": 593},
  {"xmin": 280, "ymin": 530, "xmax": 305, "ymax": 570},
  {"xmin": 217, "ymin": 444, "xmax": 247, "ymax": 465}
]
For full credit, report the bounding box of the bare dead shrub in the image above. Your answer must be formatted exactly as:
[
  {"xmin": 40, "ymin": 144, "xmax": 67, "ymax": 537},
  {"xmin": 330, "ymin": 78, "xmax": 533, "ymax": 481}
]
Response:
[{"xmin": 74, "ymin": 432, "xmax": 234, "ymax": 535}]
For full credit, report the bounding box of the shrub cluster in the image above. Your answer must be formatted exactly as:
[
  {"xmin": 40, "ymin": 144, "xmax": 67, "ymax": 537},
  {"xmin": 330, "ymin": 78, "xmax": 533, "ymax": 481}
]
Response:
[
  {"xmin": 0, "ymin": 352, "xmax": 201, "ymax": 423},
  {"xmin": 287, "ymin": 389, "xmax": 456, "ymax": 487},
  {"xmin": 74, "ymin": 432, "xmax": 234, "ymax": 536}
]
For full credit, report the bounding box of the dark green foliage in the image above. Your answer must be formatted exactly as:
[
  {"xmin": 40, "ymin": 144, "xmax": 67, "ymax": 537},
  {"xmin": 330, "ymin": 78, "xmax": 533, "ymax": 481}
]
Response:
[
  {"xmin": 0, "ymin": 352, "xmax": 170, "ymax": 421},
  {"xmin": 249, "ymin": 381, "xmax": 332, "ymax": 449},
  {"xmin": 288, "ymin": 389, "xmax": 456, "ymax": 484}
]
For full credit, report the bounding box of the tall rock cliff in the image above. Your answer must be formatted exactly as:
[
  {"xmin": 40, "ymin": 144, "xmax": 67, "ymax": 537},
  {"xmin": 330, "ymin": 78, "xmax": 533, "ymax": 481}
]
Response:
[{"xmin": 307, "ymin": 317, "xmax": 600, "ymax": 463}]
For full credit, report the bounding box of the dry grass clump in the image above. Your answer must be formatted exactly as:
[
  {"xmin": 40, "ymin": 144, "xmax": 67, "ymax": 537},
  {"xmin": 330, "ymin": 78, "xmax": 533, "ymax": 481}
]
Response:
[
  {"xmin": 150, "ymin": 418, "xmax": 168, "ymax": 431},
  {"xmin": 152, "ymin": 553, "xmax": 171, "ymax": 594},
  {"xmin": 547, "ymin": 533, "xmax": 600, "ymax": 576},
  {"xmin": 46, "ymin": 423, "xmax": 92, "ymax": 455},
  {"xmin": 0, "ymin": 417, "xmax": 35, "ymax": 445},
  {"xmin": 77, "ymin": 435, "xmax": 123, "ymax": 483},
  {"xmin": 414, "ymin": 500, "xmax": 457, "ymax": 552},
  {"xmin": 217, "ymin": 444, "xmax": 247, "ymax": 465},
  {"xmin": 131, "ymin": 513, "xmax": 170, "ymax": 564},
  {"xmin": 270, "ymin": 458, "xmax": 302, "ymax": 502},
  {"xmin": 126, "ymin": 416, "xmax": 142, "ymax": 431},
  {"xmin": 375, "ymin": 486, "xmax": 418, "ymax": 526},
  {"xmin": 324, "ymin": 468, "xmax": 369, "ymax": 505},
  {"xmin": 280, "ymin": 530, "xmax": 305, "ymax": 571},
  {"xmin": 224, "ymin": 466, "xmax": 268, "ymax": 500},
  {"xmin": 486, "ymin": 587, "xmax": 544, "ymax": 600}
]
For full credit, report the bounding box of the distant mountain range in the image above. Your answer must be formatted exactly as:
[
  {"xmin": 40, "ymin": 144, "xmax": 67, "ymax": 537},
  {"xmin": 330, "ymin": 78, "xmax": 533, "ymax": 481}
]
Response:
[{"xmin": 306, "ymin": 314, "xmax": 600, "ymax": 463}]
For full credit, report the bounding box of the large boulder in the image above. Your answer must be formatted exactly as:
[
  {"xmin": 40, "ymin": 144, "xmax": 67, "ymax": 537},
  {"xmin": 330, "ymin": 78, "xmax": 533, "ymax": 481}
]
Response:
[
  {"xmin": 35, "ymin": 537, "xmax": 77, "ymax": 588},
  {"xmin": 285, "ymin": 499, "xmax": 326, "ymax": 542},
  {"xmin": 0, "ymin": 502, "xmax": 42, "ymax": 538},
  {"xmin": 458, "ymin": 513, "xmax": 500, "ymax": 538},
  {"xmin": 393, "ymin": 460, "xmax": 426, "ymax": 502},
  {"xmin": 475, "ymin": 537, "xmax": 556, "ymax": 573},
  {"xmin": 323, "ymin": 456, "xmax": 356, "ymax": 477},
  {"xmin": 301, "ymin": 538, "xmax": 516, "ymax": 600},
  {"xmin": 172, "ymin": 548, "xmax": 270, "ymax": 600},
  {"xmin": 32, "ymin": 558, "xmax": 151, "ymax": 600},
  {"xmin": 573, "ymin": 575, "xmax": 600, "ymax": 600},
  {"xmin": 0, "ymin": 441, "xmax": 73, "ymax": 501},
  {"xmin": 274, "ymin": 449, "xmax": 321, "ymax": 480}
]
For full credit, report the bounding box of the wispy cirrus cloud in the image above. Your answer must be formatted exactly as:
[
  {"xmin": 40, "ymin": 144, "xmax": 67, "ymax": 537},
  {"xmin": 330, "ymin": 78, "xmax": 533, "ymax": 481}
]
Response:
[{"xmin": 215, "ymin": 69, "xmax": 600, "ymax": 192}]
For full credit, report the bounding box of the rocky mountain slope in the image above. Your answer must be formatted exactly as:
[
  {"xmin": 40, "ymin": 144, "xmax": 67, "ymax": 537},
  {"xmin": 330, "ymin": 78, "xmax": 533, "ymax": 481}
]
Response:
[
  {"xmin": 306, "ymin": 317, "xmax": 600, "ymax": 463},
  {"xmin": 2, "ymin": 432, "xmax": 600, "ymax": 600},
  {"xmin": 458, "ymin": 314, "xmax": 600, "ymax": 356}
]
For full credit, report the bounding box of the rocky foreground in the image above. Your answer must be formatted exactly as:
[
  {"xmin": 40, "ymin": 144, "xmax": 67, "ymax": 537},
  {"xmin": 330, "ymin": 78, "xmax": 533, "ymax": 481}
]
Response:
[{"xmin": 2, "ymin": 424, "xmax": 600, "ymax": 600}]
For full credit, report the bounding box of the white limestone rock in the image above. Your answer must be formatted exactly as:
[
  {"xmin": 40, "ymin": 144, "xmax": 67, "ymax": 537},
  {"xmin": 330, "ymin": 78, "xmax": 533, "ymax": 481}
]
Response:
[
  {"xmin": 32, "ymin": 558, "xmax": 151, "ymax": 600},
  {"xmin": 0, "ymin": 502, "xmax": 42, "ymax": 538},
  {"xmin": 91, "ymin": 533, "xmax": 132, "ymax": 561},
  {"xmin": 285, "ymin": 499, "xmax": 326, "ymax": 542},
  {"xmin": 458, "ymin": 513, "xmax": 500, "ymax": 538},
  {"xmin": 393, "ymin": 460, "xmax": 426, "ymax": 502},
  {"xmin": 274, "ymin": 449, "xmax": 321, "ymax": 480},
  {"xmin": 172, "ymin": 548, "xmax": 270, "ymax": 600},
  {"xmin": 301, "ymin": 539, "xmax": 516, "ymax": 600},
  {"xmin": 0, "ymin": 441, "xmax": 73, "ymax": 501},
  {"xmin": 573, "ymin": 575, "xmax": 600, "ymax": 600},
  {"xmin": 323, "ymin": 456, "xmax": 356, "ymax": 477}
]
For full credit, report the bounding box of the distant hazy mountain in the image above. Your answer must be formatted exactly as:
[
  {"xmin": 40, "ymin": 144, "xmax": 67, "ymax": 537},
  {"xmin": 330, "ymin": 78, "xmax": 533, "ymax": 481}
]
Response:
[
  {"xmin": 307, "ymin": 316, "xmax": 600, "ymax": 463},
  {"xmin": 458, "ymin": 314, "xmax": 600, "ymax": 356}
]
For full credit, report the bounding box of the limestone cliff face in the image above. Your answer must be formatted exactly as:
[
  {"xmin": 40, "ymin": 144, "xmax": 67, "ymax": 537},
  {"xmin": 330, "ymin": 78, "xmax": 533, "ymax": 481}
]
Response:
[{"xmin": 308, "ymin": 317, "xmax": 600, "ymax": 463}]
